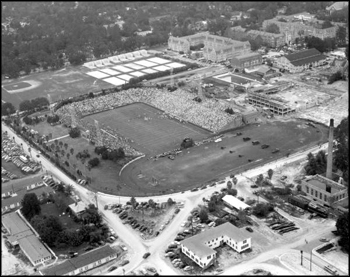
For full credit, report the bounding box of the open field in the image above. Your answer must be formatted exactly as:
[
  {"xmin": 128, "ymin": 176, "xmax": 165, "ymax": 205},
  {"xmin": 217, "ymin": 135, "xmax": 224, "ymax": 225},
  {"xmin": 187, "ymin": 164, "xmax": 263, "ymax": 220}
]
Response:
[
  {"xmin": 119, "ymin": 119, "xmax": 328, "ymax": 196},
  {"xmin": 33, "ymin": 121, "xmax": 69, "ymax": 140},
  {"xmin": 83, "ymin": 103, "xmax": 210, "ymax": 155},
  {"xmin": 1, "ymin": 67, "xmax": 112, "ymax": 109}
]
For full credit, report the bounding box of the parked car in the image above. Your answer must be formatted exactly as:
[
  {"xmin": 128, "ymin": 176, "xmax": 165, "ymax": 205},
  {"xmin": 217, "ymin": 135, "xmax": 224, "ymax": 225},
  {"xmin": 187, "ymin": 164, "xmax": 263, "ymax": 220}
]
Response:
[
  {"xmin": 175, "ymin": 208, "xmax": 180, "ymax": 214},
  {"xmin": 120, "ymin": 260, "xmax": 129, "ymax": 266},
  {"xmin": 246, "ymin": 227, "xmax": 253, "ymax": 233},
  {"xmin": 120, "ymin": 245, "xmax": 127, "ymax": 251},
  {"xmin": 143, "ymin": 252, "xmax": 151, "ymax": 259},
  {"xmin": 107, "ymin": 266, "xmax": 118, "ymax": 272}
]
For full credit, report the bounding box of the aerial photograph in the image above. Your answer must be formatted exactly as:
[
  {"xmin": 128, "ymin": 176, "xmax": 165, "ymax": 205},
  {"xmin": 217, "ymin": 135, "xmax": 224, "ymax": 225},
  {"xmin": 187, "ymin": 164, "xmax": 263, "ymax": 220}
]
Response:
[{"xmin": 1, "ymin": 1, "xmax": 349, "ymax": 276}]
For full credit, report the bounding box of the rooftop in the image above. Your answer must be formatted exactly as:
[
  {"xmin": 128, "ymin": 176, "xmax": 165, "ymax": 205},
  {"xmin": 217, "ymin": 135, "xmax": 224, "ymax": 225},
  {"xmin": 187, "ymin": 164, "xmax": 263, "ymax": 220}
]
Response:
[
  {"xmin": 41, "ymin": 245, "xmax": 116, "ymax": 275},
  {"xmin": 284, "ymin": 48, "xmax": 327, "ymax": 67},
  {"xmin": 2, "ymin": 175, "xmax": 45, "ymax": 195},
  {"xmin": 222, "ymin": 195, "xmax": 251, "ymax": 210},
  {"xmin": 69, "ymin": 201, "xmax": 87, "ymax": 215},
  {"xmin": 2, "ymin": 212, "xmax": 31, "ymax": 235},
  {"xmin": 181, "ymin": 222, "xmax": 250, "ymax": 258},
  {"xmin": 18, "ymin": 234, "xmax": 52, "ymax": 261},
  {"xmin": 233, "ymin": 52, "xmax": 262, "ymax": 60},
  {"xmin": 326, "ymin": 2, "xmax": 348, "ymax": 11},
  {"xmin": 305, "ymin": 174, "xmax": 347, "ymax": 193}
]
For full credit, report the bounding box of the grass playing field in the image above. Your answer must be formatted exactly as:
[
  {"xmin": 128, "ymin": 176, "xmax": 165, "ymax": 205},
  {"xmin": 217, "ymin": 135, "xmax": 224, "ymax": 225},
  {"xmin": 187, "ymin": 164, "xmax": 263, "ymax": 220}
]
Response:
[
  {"xmin": 2, "ymin": 81, "xmax": 32, "ymax": 91},
  {"xmin": 83, "ymin": 103, "xmax": 211, "ymax": 155}
]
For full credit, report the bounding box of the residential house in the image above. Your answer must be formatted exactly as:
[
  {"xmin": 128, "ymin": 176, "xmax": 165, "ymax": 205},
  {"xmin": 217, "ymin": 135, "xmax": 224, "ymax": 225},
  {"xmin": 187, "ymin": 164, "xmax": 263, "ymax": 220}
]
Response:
[
  {"xmin": 326, "ymin": 2, "xmax": 348, "ymax": 14},
  {"xmin": 180, "ymin": 222, "xmax": 251, "ymax": 269},
  {"xmin": 69, "ymin": 201, "xmax": 87, "ymax": 218}
]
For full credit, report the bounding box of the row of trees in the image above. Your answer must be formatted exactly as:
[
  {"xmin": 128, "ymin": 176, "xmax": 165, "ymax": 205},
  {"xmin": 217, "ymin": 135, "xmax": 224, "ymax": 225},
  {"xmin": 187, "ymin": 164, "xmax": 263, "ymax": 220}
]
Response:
[
  {"xmin": 94, "ymin": 146, "xmax": 125, "ymax": 162},
  {"xmin": 19, "ymin": 97, "xmax": 49, "ymax": 112}
]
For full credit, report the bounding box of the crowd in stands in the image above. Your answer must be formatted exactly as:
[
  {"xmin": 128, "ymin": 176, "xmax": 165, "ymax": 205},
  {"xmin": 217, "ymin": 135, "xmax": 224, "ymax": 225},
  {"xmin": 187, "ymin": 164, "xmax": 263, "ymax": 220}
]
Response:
[{"xmin": 56, "ymin": 87, "xmax": 238, "ymax": 133}]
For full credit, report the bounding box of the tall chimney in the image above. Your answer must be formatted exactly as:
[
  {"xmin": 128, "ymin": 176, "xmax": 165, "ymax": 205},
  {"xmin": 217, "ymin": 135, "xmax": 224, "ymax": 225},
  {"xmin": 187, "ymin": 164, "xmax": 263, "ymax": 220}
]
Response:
[{"xmin": 326, "ymin": 119, "xmax": 334, "ymax": 179}]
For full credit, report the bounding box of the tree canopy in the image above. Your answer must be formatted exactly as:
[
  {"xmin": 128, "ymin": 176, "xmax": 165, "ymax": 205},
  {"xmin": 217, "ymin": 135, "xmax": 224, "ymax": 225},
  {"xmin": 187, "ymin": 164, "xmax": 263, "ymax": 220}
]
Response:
[
  {"xmin": 336, "ymin": 212, "xmax": 349, "ymax": 253},
  {"xmin": 334, "ymin": 117, "xmax": 349, "ymax": 182},
  {"xmin": 2, "ymin": 102, "xmax": 16, "ymax": 115},
  {"xmin": 21, "ymin": 193, "xmax": 41, "ymax": 221}
]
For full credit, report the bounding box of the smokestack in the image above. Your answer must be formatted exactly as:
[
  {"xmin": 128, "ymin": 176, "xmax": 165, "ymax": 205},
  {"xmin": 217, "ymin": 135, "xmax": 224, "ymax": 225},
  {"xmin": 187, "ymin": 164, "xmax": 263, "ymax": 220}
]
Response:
[{"xmin": 326, "ymin": 119, "xmax": 334, "ymax": 179}]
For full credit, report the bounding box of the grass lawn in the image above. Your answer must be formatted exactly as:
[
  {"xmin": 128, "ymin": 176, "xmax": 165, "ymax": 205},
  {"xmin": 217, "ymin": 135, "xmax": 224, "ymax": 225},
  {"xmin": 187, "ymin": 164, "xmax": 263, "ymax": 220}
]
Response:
[
  {"xmin": 84, "ymin": 103, "xmax": 210, "ymax": 155},
  {"xmin": 30, "ymin": 121, "xmax": 69, "ymax": 140}
]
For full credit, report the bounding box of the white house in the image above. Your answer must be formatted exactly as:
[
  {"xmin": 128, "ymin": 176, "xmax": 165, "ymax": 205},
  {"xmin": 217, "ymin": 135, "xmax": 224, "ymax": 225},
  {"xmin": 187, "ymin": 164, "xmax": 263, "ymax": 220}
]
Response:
[{"xmin": 180, "ymin": 222, "xmax": 251, "ymax": 269}]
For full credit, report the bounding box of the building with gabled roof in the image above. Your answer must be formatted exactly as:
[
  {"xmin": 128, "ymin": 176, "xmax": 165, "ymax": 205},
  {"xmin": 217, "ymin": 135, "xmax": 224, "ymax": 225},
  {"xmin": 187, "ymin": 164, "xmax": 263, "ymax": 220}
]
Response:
[
  {"xmin": 40, "ymin": 245, "xmax": 117, "ymax": 275},
  {"xmin": 2, "ymin": 212, "xmax": 53, "ymax": 266},
  {"xmin": 222, "ymin": 195, "xmax": 251, "ymax": 211},
  {"xmin": 274, "ymin": 48, "xmax": 327, "ymax": 73},
  {"xmin": 180, "ymin": 222, "xmax": 251, "ymax": 269},
  {"xmin": 230, "ymin": 52, "xmax": 262, "ymax": 69}
]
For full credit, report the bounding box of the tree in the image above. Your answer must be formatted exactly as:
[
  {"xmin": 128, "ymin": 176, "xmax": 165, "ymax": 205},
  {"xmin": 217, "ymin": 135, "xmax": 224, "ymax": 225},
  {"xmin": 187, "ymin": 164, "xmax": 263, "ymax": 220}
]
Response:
[
  {"xmin": 267, "ymin": 169, "xmax": 274, "ymax": 180},
  {"xmin": 21, "ymin": 193, "xmax": 41, "ymax": 220},
  {"xmin": 180, "ymin": 138, "xmax": 194, "ymax": 149},
  {"xmin": 227, "ymin": 181, "xmax": 233, "ymax": 190},
  {"xmin": 328, "ymin": 71, "xmax": 345, "ymax": 84},
  {"xmin": 130, "ymin": 197, "xmax": 137, "ymax": 210},
  {"xmin": 227, "ymin": 188, "xmax": 238, "ymax": 196},
  {"xmin": 88, "ymin": 157, "xmax": 100, "ymax": 168},
  {"xmin": 30, "ymin": 214, "xmax": 63, "ymax": 247},
  {"xmin": 253, "ymin": 202, "xmax": 274, "ymax": 217},
  {"xmin": 198, "ymin": 207, "xmax": 209, "ymax": 223},
  {"xmin": 336, "ymin": 212, "xmax": 349, "ymax": 253},
  {"xmin": 69, "ymin": 127, "xmax": 81, "ymax": 138},
  {"xmin": 83, "ymin": 204, "xmax": 102, "ymax": 226},
  {"xmin": 2, "ymin": 102, "xmax": 16, "ymax": 116},
  {"xmin": 19, "ymin": 100, "xmax": 34, "ymax": 111},
  {"xmin": 265, "ymin": 23, "xmax": 280, "ymax": 34},
  {"xmin": 167, "ymin": 198, "xmax": 174, "ymax": 206},
  {"xmin": 256, "ymin": 174, "xmax": 264, "ymax": 186},
  {"xmin": 64, "ymin": 184, "xmax": 73, "ymax": 196},
  {"xmin": 322, "ymin": 20, "xmax": 333, "ymax": 29},
  {"xmin": 70, "ymin": 148, "xmax": 74, "ymax": 155}
]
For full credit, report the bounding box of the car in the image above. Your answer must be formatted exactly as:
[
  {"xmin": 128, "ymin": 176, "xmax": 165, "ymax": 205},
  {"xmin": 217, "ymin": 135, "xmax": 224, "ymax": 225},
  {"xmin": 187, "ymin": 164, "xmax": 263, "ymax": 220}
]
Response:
[
  {"xmin": 238, "ymin": 196, "xmax": 244, "ymax": 201},
  {"xmin": 120, "ymin": 245, "xmax": 127, "ymax": 251},
  {"xmin": 250, "ymin": 184, "xmax": 258, "ymax": 188},
  {"xmin": 174, "ymin": 208, "xmax": 180, "ymax": 214},
  {"xmin": 246, "ymin": 227, "xmax": 253, "ymax": 233},
  {"xmin": 216, "ymin": 268, "xmax": 223, "ymax": 272},
  {"xmin": 319, "ymin": 237, "xmax": 330, "ymax": 242},
  {"xmin": 107, "ymin": 266, "xmax": 118, "ymax": 272},
  {"xmin": 36, "ymin": 154, "xmax": 40, "ymax": 158},
  {"xmin": 120, "ymin": 260, "xmax": 129, "ymax": 266},
  {"xmin": 143, "ymin": 252, "xmax": 151, "ymax": 259},
  {"xmin": 261, "ymin": 144, "xmax": 269, "ymax": 149},
  {"xmin": 155, "ymin": 231, "xmax": 160, "ymax": 237}
]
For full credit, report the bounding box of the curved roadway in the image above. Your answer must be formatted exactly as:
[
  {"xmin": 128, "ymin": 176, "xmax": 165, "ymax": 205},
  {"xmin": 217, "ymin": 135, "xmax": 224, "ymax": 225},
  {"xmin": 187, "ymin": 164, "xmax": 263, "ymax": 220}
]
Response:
[{"xmin": 3, "ymin": 123, "xmax": 337, "ymax": 276}]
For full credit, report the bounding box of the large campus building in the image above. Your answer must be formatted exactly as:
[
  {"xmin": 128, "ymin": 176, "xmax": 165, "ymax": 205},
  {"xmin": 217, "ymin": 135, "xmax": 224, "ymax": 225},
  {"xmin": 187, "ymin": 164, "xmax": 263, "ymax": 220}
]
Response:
[
  {"xmin": 168, "ymin": 32, "xmax": 251, "ymax": 62},
  {"xmin": 230, "ymin": 52, "xmax": 262, "ymax": 69},
  {"xmin": 40, "ymin": 245, "xmax": 117, "ymax": 275},
  {"xmin": 2, "ymin": 212, "xmax": 53, "ymax": 266},
  {"xmin": 180, "ymin": 222, "xmax": 251, "ymax": 269},
  {"xmin": 262, "ymin": 15, "xmax": 338, "ymax": 44},
  {"xmin": 274, "ymin": 48, "xmax": 327, "ymax": 73}
]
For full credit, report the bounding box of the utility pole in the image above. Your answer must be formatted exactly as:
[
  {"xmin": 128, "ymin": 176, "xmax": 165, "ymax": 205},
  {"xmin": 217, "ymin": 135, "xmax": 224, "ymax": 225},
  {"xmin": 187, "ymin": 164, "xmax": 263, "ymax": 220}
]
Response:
[
  {"xmin": 310, "ymin": 250, "xmax": 312, "ymax": 271},
  {"xmin": 300, "ymin": 250, "xmax": 303, "ymax": 266}
]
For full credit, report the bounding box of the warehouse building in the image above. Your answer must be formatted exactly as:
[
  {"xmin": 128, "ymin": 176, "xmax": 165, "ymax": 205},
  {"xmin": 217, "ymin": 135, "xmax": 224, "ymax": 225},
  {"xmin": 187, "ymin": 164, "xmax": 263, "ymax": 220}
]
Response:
[
  {"xmin": 222, "ymin": 195, "xmax": 252, "ymax": 212},
  {"xmin": 180, "ymin": 222, "xmax": 251, "ymax": 269},
  {"xmin": 274, "ymin": 48, "xmax": 327, "ymax": 73}
]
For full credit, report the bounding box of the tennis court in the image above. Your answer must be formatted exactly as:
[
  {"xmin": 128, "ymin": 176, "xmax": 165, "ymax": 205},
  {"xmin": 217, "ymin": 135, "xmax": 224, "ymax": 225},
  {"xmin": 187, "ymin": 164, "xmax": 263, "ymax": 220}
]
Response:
[{"xmin": 83, "ymin": 103, "xmax": 210, "ymax": 155}]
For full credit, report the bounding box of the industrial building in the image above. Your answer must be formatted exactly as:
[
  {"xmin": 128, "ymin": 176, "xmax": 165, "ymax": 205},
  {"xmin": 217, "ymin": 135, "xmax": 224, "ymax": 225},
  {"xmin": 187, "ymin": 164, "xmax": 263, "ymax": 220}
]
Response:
[
  {"xmin": 168, "ymin": 32, "xmax": 251, "ymax": 62},
  {"xmin": 40, "ymin": 245, "xmax": 117, "ymax": 275},
  {"xmin": 274, "ymin": 48, "xmax": 327, "ymax": 73},
  {"xmin": 222, "ymin": 195, "xmax": 252, "ymax": 212},
  {"xmin": 246, "ymin": 92, "xmax": 295, "ymax": 116},
  {"xmin": 180, "ymin": 222, "xmax": 251, "ymax": 269},
  {"xmin": 2, "ymin": 212, "xmax": 53, "ymax": 266}
]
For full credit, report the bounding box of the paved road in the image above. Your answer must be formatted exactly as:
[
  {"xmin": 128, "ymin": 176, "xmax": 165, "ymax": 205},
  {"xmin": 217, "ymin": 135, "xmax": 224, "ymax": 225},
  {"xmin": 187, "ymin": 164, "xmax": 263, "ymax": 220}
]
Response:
[{"xmin": 2, "ymin": 123, "xmax": 336, "ymax": 276}]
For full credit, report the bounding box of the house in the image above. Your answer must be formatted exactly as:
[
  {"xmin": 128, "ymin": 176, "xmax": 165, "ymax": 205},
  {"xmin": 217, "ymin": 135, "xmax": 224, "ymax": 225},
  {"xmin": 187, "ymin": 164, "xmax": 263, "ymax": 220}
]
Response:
[
  {"xmin": 241, "ymin": 110, "xmax": 263, "ymax": 124},
  {"xmin": 222, "ymin": 195, "xmax": 251, "ymax": 212},
  {"xmin": 326, "ymin": 2, "xmax": 348, "ymax": 14},
  {"xmin": 40, "ymin": 245, "xmax": 117, "ymax": 275},
  {"xmin": 301, "ymin": 174, "xmax": 348, "ymax": 207},
  {"xmin": 252, "ymin": 65, "xmax": 279, "ymax": 79},
  {"xmin": 2, "ymin": 212, "xmax": 53, "ymax": 266},
  {"xmin": 180, "ymin": 222, "xmax": 251, "ymax": 269},
  {"xmin": 69, "ymin": 201, "xmax": 87, "ymax": 217},
  {"xmin": 274, "ymin": 48, "xmax": 327, "ymax": 73},
  {"xmin": 293, "ymin": 12, "xmax": 315, "ymax": 21},
  {"xmin": 230, "ymin": 52, "xmax": 262, "ymax": 69}
]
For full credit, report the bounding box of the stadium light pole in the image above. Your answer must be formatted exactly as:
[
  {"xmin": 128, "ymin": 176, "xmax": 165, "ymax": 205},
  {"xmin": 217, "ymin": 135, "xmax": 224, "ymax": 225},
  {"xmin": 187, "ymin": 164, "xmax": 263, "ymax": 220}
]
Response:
[{"xmin": 300, "ymin": 250, "xmax": 303, "ymax": 266}]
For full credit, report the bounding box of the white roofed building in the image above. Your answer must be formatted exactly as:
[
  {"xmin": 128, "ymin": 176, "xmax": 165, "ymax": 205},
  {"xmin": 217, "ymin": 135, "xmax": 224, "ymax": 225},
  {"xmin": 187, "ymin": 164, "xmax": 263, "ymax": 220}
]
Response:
[
  {"xmin": 222, "ymin": 194, "xmax": 251, "ymax": 211},
  {"xmin": 180, "ymin": 222, "xmax": 251, "ymax": 269}
]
